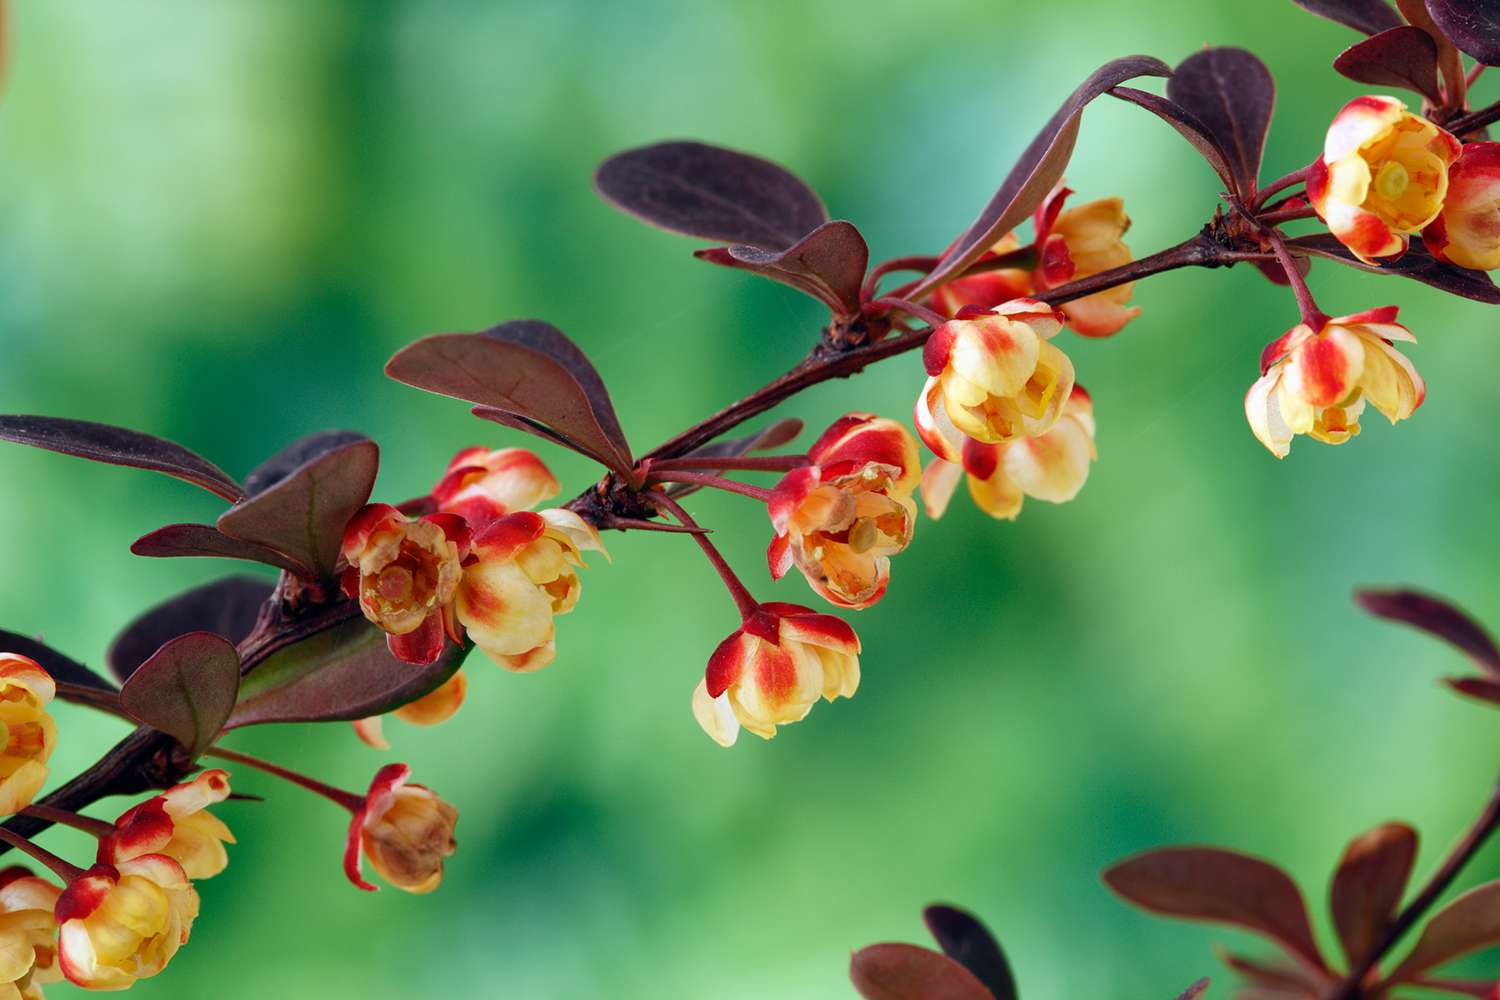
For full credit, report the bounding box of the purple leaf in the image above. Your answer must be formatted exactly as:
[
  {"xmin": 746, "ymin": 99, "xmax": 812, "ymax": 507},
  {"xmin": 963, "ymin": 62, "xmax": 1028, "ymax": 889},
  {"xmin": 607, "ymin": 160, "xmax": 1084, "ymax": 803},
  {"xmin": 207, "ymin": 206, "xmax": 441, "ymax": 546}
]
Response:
[
  {"xmin": 1355, "ymin": 588, "xmax": 1500, "ymax": 675},
  {"xmin": 594, "ymin": 140, "xmax": 829, "ymax": 251},
  {"xmin": 1389, "ymin": 881, "xmax": 1500, "ymax": 981},
  {"xmin": 1291, "ymin": 0, "xmax": 1405, "ymax": 34},
  {"xmin": 131, "ymin": 523, "xmax": 314, "ymax": 578},
  {"xmin": 0, "ymin": 415, "xmax": 243, "ymax": 502},
  {"xmin": 244, "ymin": 430, "xmax": 369, "ymax": 496},
  {"xmin": 1110, "ymin": 86, "xmax": 1237, "ymax": 189},
  {"xmin": 216, "ymin": 438, "xmax": 379, "ymax": 581},
  {"xmin": 1104, "ymin": 847, "xmax": 1327, "ymax": 971},
  {"xmin": 1330, "ymin": 823, "xmax": 1419, "ymax": 967},
  {"xmin": 1174, "ymin": 978, "xmax": 1212, "ymax": 1000},
  {"xmin": 910, "ymin": 55, "xmax": 1171, "ymax": 299},
  {"xmin": 1425, "ymin": 0, "xmax": 1500, "ymax": 65},
  {"xmin": 469, "ymin": 406, "xmax": 617, "ymax": 467},
  {"xmin": 387, "ymin": 320, "xmax": 634, "ymax": 477},
  {"xmin": 1334, "ymin": 27, "xmax": 1443, "ymax": 103},
  {"xmin": 849, "ymin": 943, "xmax": 996, "ymax": 1000},
  {"xmin": 1445, "ymin": 675, "xmax": 1500, "ymax": 707},
  {"xmin": 1167, "ymin": 48, "xmax": 1276, "ymax": 196},
  {"xmin": 107, "ymin": 576, "xmax": 274, "ymax": 684},
  {"xmin": 227, "ymin": 615, "xmax": 464, "ymax": 727},
  {"xmin": 1289, "ymin": 234, "xmax": 1500, "ymax": 303},
  {"xmin": 1219, "ymin": 953, "xmax": 1326, "ymax": 998},
  {"xmin": 923, "ymin": 905, "xmax": 1017, "ymax": 1000},
  {"xmin": 696, "ymin": 221, "xmax": 869, "ymax": 314},
  {"xmin": 119, "ymin": 632, "xmax": 241, "ymax": 758},
  {"xmin": 0, "ymin": 630, "xmax": 117, "ymax": 692}
]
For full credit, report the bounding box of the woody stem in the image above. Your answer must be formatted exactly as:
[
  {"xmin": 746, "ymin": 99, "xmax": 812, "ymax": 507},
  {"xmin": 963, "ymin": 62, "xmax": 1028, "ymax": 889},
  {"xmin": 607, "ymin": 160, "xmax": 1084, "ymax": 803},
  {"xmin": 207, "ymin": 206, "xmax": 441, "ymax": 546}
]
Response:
[
  {"xmin": 205, "ymin": 747, "xmax": 365, "ymax": 813},
  {"xmin": 867, "ymin": 296, "xmax": 950, "ymax": 328},
  {"xmin": 0, "ymin": 827, "xmax": 84, "ymax": 882},
  {"xmin": 861, "ymin": 255, "xmax": 940, "ymax": 302},
  {"xmin": 1267, "ymin": 231, "xmax": 1326, "ymax": 329},
  {"xmin": 1254, "ymin": 164, "xmax": 1313, "ymax": 209},
  {"xmin": 645, "ymin": 455, "xmax": 810, "ymax": 473},
  {"xmin": 20, "ymin": 805, "xmax": 115, "ymax": 839},
  {"xmin": 644, "ymin": 471, "xmax": 774, "ymax": 502},
  {"xmin": 648, "ymin": 491, "xmax": 762, "ymax": 622}
]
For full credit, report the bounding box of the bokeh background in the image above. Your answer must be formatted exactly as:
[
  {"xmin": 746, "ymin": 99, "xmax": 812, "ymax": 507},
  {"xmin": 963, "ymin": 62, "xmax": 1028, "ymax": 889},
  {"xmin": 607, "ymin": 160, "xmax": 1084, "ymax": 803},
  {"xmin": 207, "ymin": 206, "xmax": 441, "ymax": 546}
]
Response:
[{"xmin": 2, "ymin": 1, "xmax": 1498, "ymax": 997}]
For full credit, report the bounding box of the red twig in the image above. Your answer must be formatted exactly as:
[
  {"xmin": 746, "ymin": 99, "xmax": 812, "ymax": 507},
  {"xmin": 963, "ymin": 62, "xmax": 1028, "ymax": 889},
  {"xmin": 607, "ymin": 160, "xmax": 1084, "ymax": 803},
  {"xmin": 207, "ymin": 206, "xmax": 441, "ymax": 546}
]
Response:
[
  {"xmin": 645, "ymin": 454, "xmax": 809, "ymax": 473},
  {"xmin": 648, "ymin": 491, "xmax": 762, "ymax": 622},
  {"xmin": 205, "ymin": 747, "xmax": 365, "ymax": 813},
  {"xmin": 645, "ymin": 471, "xmax": 774, "ymax": 502},
  {"xmin": 20, "ymin": 804, "xmax": 115, "ymax": 839},
  {"xmin": 0, "ymin": 827, "xmax": 83, "ymax": 882}
]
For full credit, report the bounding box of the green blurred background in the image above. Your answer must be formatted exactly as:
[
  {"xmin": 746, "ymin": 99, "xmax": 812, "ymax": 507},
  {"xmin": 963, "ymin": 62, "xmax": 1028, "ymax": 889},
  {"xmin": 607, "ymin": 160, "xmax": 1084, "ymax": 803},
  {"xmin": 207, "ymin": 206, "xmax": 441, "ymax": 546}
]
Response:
[{"xmin": 2, "ymin": 1, "xmax": 1498, "ymax": 996}]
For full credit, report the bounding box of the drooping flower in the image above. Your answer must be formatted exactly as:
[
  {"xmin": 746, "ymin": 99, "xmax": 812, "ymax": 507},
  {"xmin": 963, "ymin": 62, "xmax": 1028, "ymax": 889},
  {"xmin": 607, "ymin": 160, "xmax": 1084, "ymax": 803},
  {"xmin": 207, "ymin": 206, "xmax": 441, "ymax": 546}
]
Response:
[
  {"xmin": 454, "ymin": 509, "xmax": 607, "ymax": 672},
  {"xmin": 930, "ymin": 233, "xmax": 1035, "ymax": 318},
  {"xmin": 344, "ymin": 764, "xmax": 458, "ymax": 894},
  {"xmin": 1307, "ymin": 96, "xmax": 1460, "ymax": 264},
  {"xmin": 1425, "ymin": 141, "xmax": 1500, "ymax": 271},
  {"xmin": 353, "ymin": 671, "xmax": 469, "ymax": 749},
  {"xmin": 0, "ymin": 656, "xmax": 56, "ymax": 818},
  {"xmin": 921, "ymin": 385, "xmax": 1097, "ymax": 520},
  {"xmin": 916, "ymin": 299, "xmax": 1075, "ymax": 460},
  {"xmin": 98, "ymin": 770, "xmax": 234, "ymax": 880},
  {"xmin": 0, "ymin": 874, "xmax": 60, "ymax": 1000},
  {"xmin": 767, "ymin": 414, "xmax": 920, "ymax": 610},
  {"xmin": 692, "ymin": 603, "xmax": 860, "ymax": 746},
  {"xmin": 1031, "ymin": 185, "xmax": 1141, "ymax": 336},
  {"xmin": 1245, "ymin": 307, "xmax": 1424, "ymax": 458},
  {"xmin": 430, "ymin": 446, "xmax": 560, "ymax": 532},
  {"xmin": 55, "ymin": 856, "xmax": 198, "ymax": 990},
  {"xmin": 340, "ymin": 504, "xmax": 471, "ymax": 666}
]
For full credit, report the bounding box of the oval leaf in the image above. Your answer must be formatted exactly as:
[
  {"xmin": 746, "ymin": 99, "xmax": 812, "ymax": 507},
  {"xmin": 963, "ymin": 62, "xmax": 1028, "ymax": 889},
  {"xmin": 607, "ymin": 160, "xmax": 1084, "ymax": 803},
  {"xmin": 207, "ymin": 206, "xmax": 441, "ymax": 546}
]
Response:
[
  {"xmin": 912, "ymin": 55, "xmax": 1170, "ymax": 298},
  {"xmin": 1425, "ymin": 0, "xmax": 1500, "ymax": 64},
  {"xmin": 108, "ymin": 576, "xmax": 274, "ymax": 684},
  {"xmin": 850, "ymin": 943, "xmax": 996, "ymax": 1000},
  {"xmin": 1331, "ymin": 822, "xmax": 1419, "ymax": 967},
  {"xmin": 244, "ymin": 430, "xmax": 370, "ymax": 496},
  {"xmin": 1292, "ymin": 0, "xmax": 1405, "ymax": 34},
  {"xmin": 1167, "ymin": 48, "xmax": 1276, "ymax": 196},
  {"xmin": 1175, "ymin": 978, "xmax": 1212, "ymax": 1000},
  {"xmin": 0, "ymin": 630, "xmax": 116, "ymax": 692},
  {"xmin": 131, "ymin": 523, "xmax": 313, "ymax": 578},
  {"xmin": 1390, "ymin": 881, "xmax": 1500, "ymax": 981},
  {"xmin": 1334, "ymin": 26, "xmax": 1443, "ymax": 102},
  {"xmin": 595, "ymin": 140, "xmax": 829, "ymax": 251},
  {"xmin": 119, "ymin": 632, "xmax": 241, "ymax": 759},
  {"xmin": 1445, "ymin": 675, "xmax": 1500, "ymax": 707},
  {"xmin": 923, "ymin": 905, "xmax": 1018, "ymax": 1000},
  {"xmin": 216, "ymin": 438, "xmax": 378, "ymax": 580},
  {"xmin": 695, "ymin": 220, "xmax": 869, "ymax": 314},
  {"xmin": 1110, "ymin": 86, "xmax": 1238, "ymax": 189},
  {"xmin": 1355, "ymin": 588, "xmax": 1500, "ymax": 675},
  {"xmin": 0, "ymin": 415, "xmax": 243, "ymax": 502},
  {"xmin": 228, "ymin": 615, "xmax": 464, "ymax": 727},
  {"xmin": 1288, "ymin": 234, "xmax": 1500, "ymax": 303},
  {"xmin": 1104, "ymin": 847, "xmax": 1327, "ymax": 970}
]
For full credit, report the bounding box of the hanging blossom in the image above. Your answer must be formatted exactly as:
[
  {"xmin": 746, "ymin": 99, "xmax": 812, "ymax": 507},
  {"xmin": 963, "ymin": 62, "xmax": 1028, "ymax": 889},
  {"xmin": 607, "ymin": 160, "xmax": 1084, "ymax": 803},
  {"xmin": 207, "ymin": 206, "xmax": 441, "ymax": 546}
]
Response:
[
  {"xmin": 98, "ymin": 770, "xmax": 235, "ymax": 880},
  {"xmin": 0, "ymin": 655, "xmax": 56, "ymax": 818},
  {"xmin": 345, "ymin": 764, "xmax": 459, "ymax": 894},
  {"xmin": 55, "ymin": 856, "xmax": 199, "ymax": 990}
]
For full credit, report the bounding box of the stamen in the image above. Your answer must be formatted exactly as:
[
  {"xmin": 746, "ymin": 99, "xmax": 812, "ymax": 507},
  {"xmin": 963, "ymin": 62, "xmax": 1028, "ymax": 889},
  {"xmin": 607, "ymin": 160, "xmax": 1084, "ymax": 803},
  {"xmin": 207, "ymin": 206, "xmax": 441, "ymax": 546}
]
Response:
[{"xmin": 1375, "ymin": 160, "xmax": 1409, "ymax": 201}]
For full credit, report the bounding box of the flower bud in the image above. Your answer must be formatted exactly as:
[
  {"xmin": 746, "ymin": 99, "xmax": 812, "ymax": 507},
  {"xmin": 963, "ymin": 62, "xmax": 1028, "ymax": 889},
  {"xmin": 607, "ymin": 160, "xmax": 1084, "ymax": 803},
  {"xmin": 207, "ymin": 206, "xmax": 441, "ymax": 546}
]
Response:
[
  {"xmin": 99, "ymin": 770, "xmax": 234, "ymax": 880},
  {"xmin": 344, "ymin": 764, "xmax": 458, "ymax": 894},
  {"xmin": 1425, "ymin": 141, "xmax": 1500, "ymax": 271},
  {"xmin": 1032, "ymin": 186, "xmax": 1141, "ymax": 336},
  {"xmin": 0, "ymin": 874, "xmax": 60, "ymax": 999},
  {"xmin": 0, "ymin": 655, "xmax": 56, "ymax": 818},
  {"xmin": 430, "ymin": 446, "xmax": 560, "ymax": 532},
  {"xmin": 353, "ymin": 671, "xmax": 468, "ymax": 749},
  {"xmin": 55, "ymin": 857, "xmax": 198, "ymax": 990}
]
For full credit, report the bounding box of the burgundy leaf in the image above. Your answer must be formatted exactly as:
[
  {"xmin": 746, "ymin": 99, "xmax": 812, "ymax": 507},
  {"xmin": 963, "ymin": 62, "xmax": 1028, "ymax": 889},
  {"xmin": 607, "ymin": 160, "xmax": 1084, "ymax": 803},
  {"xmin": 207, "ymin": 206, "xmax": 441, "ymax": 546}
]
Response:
[
  {"xmin": 923, "ymin": 905, "xmax": 1018, "ymax": 1000},
  {"xmin": 1355, "ymin": 588, "xmax": 1500, "ymax": 675},
  {"xmin": 244, "ymin": 430, "xmax": 369, "ymax": 496},
  {"xmin": 1219, "ymin": 953, "xmax": 1327, "ymax": 998},
  {"xmin": 696, "ymin": 221, "xmax": 869, "ymax": 314},
  {"xmin": 1426, "ymin": 0, "xmax": 1500, "ymax": 64},
  {"xmin": 0, "ymin": 415, "xmax": 243, "ymax": 503},
  {"xmin": 215, "ymin": 438, "xmax": 378, "ymax": 581},
  {"xmin": 1291, "ymin": 0, "xmax": 1405, "ymax": 34},
  {"xmin": 1409, "ymin": 977, "xmax": 1500, "ymax": 997},
  {"xmin": 1288, "ymin": 234, "xmax": 1500, "ymax": 303},
  {"xmin": 0, "ymin": 630, "xmax": 117, "ymax": 692},
  {"xmin": 1110, "ymin": 86, "xmax": 1237, "ymax": 189},
  {"xmin": 1389, "ymin": 881, "xmax": 1500, "ymax": 981},
  {"xmin": 594, "ymin": 140, "xmax": 829, "ymax": 251},
  {"xmin": 1167, "ymin": 48, "xmax": 1276, "ymax": 196},
  {"xmin": 1445, "ymin": 675, "xmax": 1500, "ymax": 706},
  {"xmin": 469, "ymin": 406, "xmax": 617, "ymax": 468},
  {"xmin": 119, "ymin": 632, "xmax": 241, "ymax": 759},
  {"xmin": 1330, "ymin": 822, "xmax": 1419, "ymax": 967},
  {"xmin": 1254, "ymin": 252, "xmax": 1314, "ymax": 287},
  {"xmin": 1103, "ymin": 847, "xmax": 1327, "ymax": 971},
  {"xmin": 131, "ymin": 523, "xmax": 313, "ymax": 578},
  {"xmin": 1175, "ymin": 978, "xmax": 1212, "ymax": 1000},
  {"xmin": 227, "ymin": 615, "xmax": 464, "ymax": 727},
  {"xmin": 107, "ymin": 576, "xmax": 274, "ymax": 684},
  {"xmin": 849, "ymin": 943, "xmax": 996, "ymax": 1000},
  {"xmin": 910, "ymin": 55, "xmax": 1171, "ymax": 299},
  {"xmin": 387, "ymin": 321, "xmax": 634, "ymax": 477},
  {"xmin": 1334, "ymin": 27, "xmax": 1444, "ymax": 102}
]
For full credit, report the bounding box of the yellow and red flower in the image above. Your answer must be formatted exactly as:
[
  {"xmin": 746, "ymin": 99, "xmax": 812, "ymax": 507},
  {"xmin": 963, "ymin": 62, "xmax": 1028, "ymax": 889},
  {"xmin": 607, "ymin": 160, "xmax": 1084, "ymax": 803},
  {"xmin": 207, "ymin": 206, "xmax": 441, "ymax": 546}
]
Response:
[
  {"xmin": 344, "ymin": 763, "xmax": 458, "ymax": 894},
  {"xmin": 0, "ymin": 656, "xmax": 56, "ymax": 818},
  {"xmin": 1425, "ymin": 141, "xmax": 1500, "ymax": 271},
  {"xmin": 1245, "ymin": 307, "xmax": 1424, "ymax": 458},
  {"xmin": 916, "ymin": 299, "xmax": 1074, "ymax": 458},
  {"xmin": 1307, "ymin": 96, "xmax": 1460, "ymax": 264},
  {"xmin": 430, "ymin": 446, "xmax": 560, "ymax": 532},
  {"xmin": 0, "ymin": 874, "xmax": 60, "ymax": 1000},
  {"xmin": 691, "ymin": 603, "xmax": 860, "ymax": 746},
  {"xmin": 55, "ymin": 856, "xmax": 198, "ymax": 990},
  {"xmin": 353, "ymin": 671, "xmax": 469, "ymax": 749},
  {"xmin": 921, "ymin": 385, "xmax": 1097, "ymax": 520},
  {"xmin": 767, "ymin": 414, "xmax": 919, "ymax": 610},
  {"xmin": 1032, "ymin": 186, "xmax": 1141, "ymax": 336},
  {"xmin": 340, "ymin": 504, "xmax": 471, "ymax": 666},
  {"xmin": 98, "ymin": 770, "xmax": 234, "ymax": 880}
]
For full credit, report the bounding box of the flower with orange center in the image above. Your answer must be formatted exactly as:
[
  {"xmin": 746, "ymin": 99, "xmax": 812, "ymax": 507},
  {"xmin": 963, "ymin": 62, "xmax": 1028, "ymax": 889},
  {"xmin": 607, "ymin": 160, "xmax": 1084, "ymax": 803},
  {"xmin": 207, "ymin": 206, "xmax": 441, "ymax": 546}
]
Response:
[
  {"xmin": 0, "ymin": 656, "xmax": 56, "ymax": 819},
  {"xmin": 0, "ymin": 874, "xmax": 60, "ymax": 1000},
  {"xmin": 1307, "ymin": 96, "xmax": 1461, "ymax": 264},
  {"xmin": 1425, "ymin": 141, "xmax": 1500, "ymax": 271},
  {"xmin": 916, "ymin": 299, "xmax": 1075, "ymax": 459},
  {"xmin": 766, "ymin": 414, "xmax": 920, "ymax": 610},
  {"xmin": 352, "ymin": 671, "xmax": 469, "ymax": 749},
  {"xmin": 430, "ymin": 446, "xmax": 560, "ymax": 532},
  {"xmin": 691, "ymin": 603, "xmax": 860, "ymax": 746},
  {"xmin": 930, "ymin": 233, "xmax": 1035, "ymax": 318},
  {"xmin": 54, "ymin": 856, "xmax": 198, "ymax": 990},
  {"xmin": 1245, "ymin": 307, "xmax": 1424, "ymax": 458},
  {"xmin": 921, "ymin": 385, "xmax": 1097, "ymax": 520},
  {"xmin": 1031, "ymin": 185, "xmax": 1141, "ymax": 336},
  {"xmin": 340, "ymin": 504, "xmax": 471, "ymax": 666},
  {"xmin": 344, "ymin": 763, "xmax": 458, "ymax": 894},
  {"xmin": 454, "ymin": 509, "xmax": 607, "ymax": 672},
  {"xmin": 98, "ymin": 770, "xmax": 234, "ymax": 880}
]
